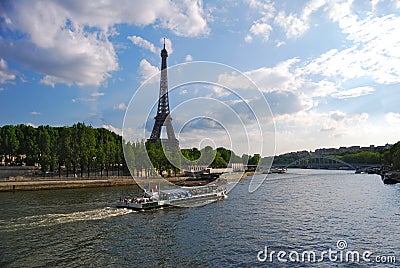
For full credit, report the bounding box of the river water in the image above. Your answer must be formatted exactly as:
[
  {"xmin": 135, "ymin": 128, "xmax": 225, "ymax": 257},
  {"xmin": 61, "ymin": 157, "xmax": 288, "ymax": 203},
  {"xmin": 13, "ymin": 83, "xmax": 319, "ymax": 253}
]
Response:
[{"xmin": 0, "ymin": 169, "xmax": 399, "ymax": 267}]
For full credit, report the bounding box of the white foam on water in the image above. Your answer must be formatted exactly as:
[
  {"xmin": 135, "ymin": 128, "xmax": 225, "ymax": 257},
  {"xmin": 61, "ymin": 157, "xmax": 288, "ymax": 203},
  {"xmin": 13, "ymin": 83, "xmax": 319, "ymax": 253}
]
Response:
[{"xmin": 0, "ymin": 207, "xmax": 134, "ymax": 232}]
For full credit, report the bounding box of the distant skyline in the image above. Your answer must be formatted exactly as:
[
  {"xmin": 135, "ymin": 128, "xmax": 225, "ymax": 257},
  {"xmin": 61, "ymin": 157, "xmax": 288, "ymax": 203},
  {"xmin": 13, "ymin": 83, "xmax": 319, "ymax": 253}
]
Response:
[{"xmin": 1, "ymin": 0, "xmax": 399, "ymax": 155}]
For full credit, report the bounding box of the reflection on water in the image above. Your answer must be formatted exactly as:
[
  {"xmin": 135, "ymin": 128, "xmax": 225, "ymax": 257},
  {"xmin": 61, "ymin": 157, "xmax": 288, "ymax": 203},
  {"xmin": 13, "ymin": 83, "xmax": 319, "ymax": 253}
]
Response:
[{"xmin": 0, "ymin": 169, "xmax": 399, "ymax": 267}]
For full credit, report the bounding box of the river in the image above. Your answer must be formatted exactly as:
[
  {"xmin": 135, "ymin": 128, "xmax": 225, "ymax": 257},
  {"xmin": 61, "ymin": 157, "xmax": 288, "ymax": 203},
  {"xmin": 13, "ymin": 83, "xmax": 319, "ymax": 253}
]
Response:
[{"xmin": 0, "ymin": 169, "xmax": 399, "ymax": 267}]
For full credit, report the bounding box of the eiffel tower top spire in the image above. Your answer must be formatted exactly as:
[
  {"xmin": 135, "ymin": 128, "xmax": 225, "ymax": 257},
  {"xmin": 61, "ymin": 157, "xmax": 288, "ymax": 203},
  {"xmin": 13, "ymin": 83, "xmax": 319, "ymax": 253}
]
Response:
[{"xmin": 160, "ymin": 38, "xmax": 168, "ymax": 69}]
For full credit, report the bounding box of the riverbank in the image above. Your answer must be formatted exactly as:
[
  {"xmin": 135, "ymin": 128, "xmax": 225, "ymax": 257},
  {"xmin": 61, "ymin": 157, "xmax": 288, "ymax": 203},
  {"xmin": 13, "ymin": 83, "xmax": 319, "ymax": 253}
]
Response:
[
  {"xmin": 0, "ymin": 171, "xmax": 256, "ymax": 192},
  {"xmin": 0, "ymin": 176, "xmax": 187, "ymax": 192}
]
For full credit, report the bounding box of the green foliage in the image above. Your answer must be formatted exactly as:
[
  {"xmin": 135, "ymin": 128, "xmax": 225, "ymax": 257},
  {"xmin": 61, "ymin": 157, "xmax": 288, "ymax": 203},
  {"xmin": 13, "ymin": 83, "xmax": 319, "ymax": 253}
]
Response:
[
  {"xmin": 248, "ymin": 154, "xmax": 260, "ymax": 166},
  {"xmin": 37, "ymin": 126, "xmax": 51, "ymax": 172},
  {"xmin": 334, "ymin": 151, "xmax": 382, "ymax": 164},
  {"xmin": 0, "ymin": 125, "xmax": 19, "ymax": 164},
  {"xmin": 181, "ymin": 148, "xmax": 201, "ymax": 161},
  {"xmin": 0, "ymin": 123, "xmax": 267, "ymax": 176},
  {"xmin": 0, "ymin": 123, "xmax": 125, "ymax": 177},
  {"xmin": 212, "ymin": 152, "xmax": 227, "ymax": 168},
  {"xmin": 217, "ymin": 147, "xmax": 231, "ymax": 163},
  {"xmin": 389, "ymin": 141, "xmax": 400, "ymax": 169}
]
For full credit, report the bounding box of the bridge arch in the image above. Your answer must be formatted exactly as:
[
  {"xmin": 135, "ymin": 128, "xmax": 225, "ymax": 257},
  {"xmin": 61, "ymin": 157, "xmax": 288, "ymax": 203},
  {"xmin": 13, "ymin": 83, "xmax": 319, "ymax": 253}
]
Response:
[{"xmin": 284, "ymin": 155, "xmax": 356, "ymax": 170}]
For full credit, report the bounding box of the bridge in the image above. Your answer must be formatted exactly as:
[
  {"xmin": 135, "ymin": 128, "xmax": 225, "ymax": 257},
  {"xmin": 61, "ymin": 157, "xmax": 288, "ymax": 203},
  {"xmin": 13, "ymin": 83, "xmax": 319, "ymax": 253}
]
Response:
[
  {"xmin": 272, "ymin": 155, "xmax": 382, "ymax": 170},
  {"xmin": 246, "ymin": 155, "xmax": 381, "ymax": 171},
  {"xmin": 280, "ymin": 155, "xmax": 357, "ymax": 170}
]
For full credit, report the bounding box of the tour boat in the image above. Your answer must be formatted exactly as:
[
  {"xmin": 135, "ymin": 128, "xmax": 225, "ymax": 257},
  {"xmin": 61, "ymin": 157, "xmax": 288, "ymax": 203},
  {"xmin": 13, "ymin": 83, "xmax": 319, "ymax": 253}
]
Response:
[
  {"xmin": 262, "ymin": 167, "xmax": 287, "ymax": 174},
  {"xmin": 116, "ymin": 184, "xmax": 227, "ymax": 210}
]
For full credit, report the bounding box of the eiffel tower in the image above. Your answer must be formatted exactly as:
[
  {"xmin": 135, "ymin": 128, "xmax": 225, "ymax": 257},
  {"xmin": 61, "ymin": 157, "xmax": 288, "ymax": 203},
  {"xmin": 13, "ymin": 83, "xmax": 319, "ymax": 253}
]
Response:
[{"xmin": 147, "ymin": 39, "xmax": 179, "ymax": 149}]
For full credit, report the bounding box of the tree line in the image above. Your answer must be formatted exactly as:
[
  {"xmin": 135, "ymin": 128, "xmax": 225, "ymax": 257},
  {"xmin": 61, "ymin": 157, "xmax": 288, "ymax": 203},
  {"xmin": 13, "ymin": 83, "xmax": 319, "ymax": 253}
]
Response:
[
  {"xmin": 125, "ymin": 141, "xmax": 259, "ymax": 177},
  {"xmin": 0, "ymin": 123, "xmax": 124, "ymax": 177},
  {"xmin": 384, "ymin": 141, "xmax": 400, "ymax": 170},
  {"xmin": 333, "ymin": 143, "xmax": 400, "ymax": 169},
  {"xmin": 0, "ymin": 123, "xmax": 263, "ymax": 177}
]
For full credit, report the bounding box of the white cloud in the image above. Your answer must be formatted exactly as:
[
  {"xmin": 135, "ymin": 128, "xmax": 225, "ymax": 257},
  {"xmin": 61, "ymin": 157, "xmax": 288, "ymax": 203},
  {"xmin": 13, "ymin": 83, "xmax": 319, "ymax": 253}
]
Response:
[
  {"xmin": 249, "ymin": 22, "xmax": 273, "ymax": 42},
  {"xmin": 1, "ymin": 1, "xmax": 119, "ymax": 87},
  {"xmin": 30, "ymin": 111, "xmax": 41, "ymax": 115},
  {"xmin": 244, "ymin": 34, "xmax": 253, "ymax": 43},
  {"xmin": 204, "ymin": 85, "xmax": 231, "ymax": 98},
  {"xmin": 274, "ymin": 0, "xmax": 327, "ymax": 39},
  {"xmin": 332, "ymin": 86, "xmax": 375, "ymax": 99},
  {"xmin": 274, "ymin": 110, "xmax": 370, "ymax": 153},
  {"xmin": 305, "ymin": 8, "xmax": 400, "ymax": 84},
  {"xmin": 43, "ymin": 0, "xmax": 209, "ymax": 36},
  {"xmin": 370, "ymin": 0, "xmax": 382, "ymax": 11},
  {"xmin": 215, "ymin": 58, "xmax": 325, "ymax": 116},
  {"xmin": 127, "ymin": 36, "xmax": 157, "ymax": 53},
  {"xmin": 274, "ymin": 11, "xmax": 309, "ymax": 39},
  {"xmin": 40, "ymin": 76, "xmax": 72, "ymax": 88},
  {"xmin": 0, "ymin": 58, "xmax": 16, "ymax": 84},
  {"xmin": 324, "ymin": 0, "xmax": 354, "ymax": 23},
  {"xmin": 301, "ymin": 80, "xmax": 337, "ymax": 98},
  {"xmin": 244, "ymin": 58, "xmax": 301, "ymax": 93},
  {"xmin": 158, "ymin": 0, "xmax": 210, "ymax": 37},
  {"xmin": 185, "ymin": 54, "xmax": 193, "ymax": 61},
  {"xmin": 71, "ymin": 98, "xmax": 95, "ymax": 103},
  {"xmin": 217, "ymin": 59, "xmax": 301, "ymax": 93},
  {"xmin": 245, "ymin": 0, "xmax": 275, "ymax": 42},
  {"xmin": 1, "ymin": 0, "xmax": 208, "ymax": 87},
  {"xmin": 102, "ymin": 124, "xmax": 122, "ymax": 136},
  {"xmin": 385, "ymin": 112, "xmax": 400, "ymax": 125},
  {"xmin": 393, "ymin": 0, "xmax": 400, "ymax": 9},
  {"xmin": 114, "ymin": 103, "xmax": 127, "ymax": 110},
  {"xmin": 127, "ymin": 36, "xmax": 173, "ymax": 55},
  {"xmin": 91, "ymin": 92, "xmax": 105, "ymax": 97},
  {"xmin": 275, "ymin": 40, "xmax": 285, "ymax": 47},
  {"xmin": 139, "ymin": 59, "xmax": 159, "ymax": 82}
]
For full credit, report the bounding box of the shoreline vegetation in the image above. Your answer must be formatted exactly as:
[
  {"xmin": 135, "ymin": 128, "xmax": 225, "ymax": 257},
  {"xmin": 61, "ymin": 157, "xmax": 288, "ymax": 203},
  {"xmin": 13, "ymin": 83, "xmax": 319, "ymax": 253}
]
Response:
[{"xmin": 0, "ymin": 123, "xmax": 260, "ymax": 178}]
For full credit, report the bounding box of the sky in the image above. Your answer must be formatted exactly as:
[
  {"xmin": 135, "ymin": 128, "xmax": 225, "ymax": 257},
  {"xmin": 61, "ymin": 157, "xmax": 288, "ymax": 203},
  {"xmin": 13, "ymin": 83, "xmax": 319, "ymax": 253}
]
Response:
[{"xmin": 0, "ymin": 0, "xmax": 400, "ymax": 156}]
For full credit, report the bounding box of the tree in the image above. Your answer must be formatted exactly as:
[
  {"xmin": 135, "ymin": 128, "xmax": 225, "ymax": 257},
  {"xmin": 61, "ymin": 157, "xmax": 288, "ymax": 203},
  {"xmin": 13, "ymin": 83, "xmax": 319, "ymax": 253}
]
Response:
[
  {"xmin": 248, "ymin": 154, "xmax": 260, "ymax": 166},
  {"xmin": 58, "ymin": 127, "xmax": 72, "ymax": 177},
  {"xmin": 82, "ymin": 125, "xmax": 96, "ymax": 177},
  {"xmin": 133, "ymin": 139, "xmax": 150, "ymax": 176},
  {"xmin": 212, "ymin": 151, "xmax": 227, "ymax": 168},
  {"xmin": 95, "ymin": 128, "xmax": 107, "ymax": 177},
  {"xmin": 124, "ymin": 141, "xmax": 135, "ymax": 176},
  {"xmin": 389, "ymin": 142, "xmax": 400, "ymax": 170},
  {"xmin": 217, "ymin": 147, "xmax": 231, "ymax": 164},
  {"xmin": 198, "ymin": 146, "xmax": 215, "ymax": 166},
  {"xmin": 47, "ymin": 126, "xmax": 59, "ymax": 173},
  {"xmin": 1, "ymin": 125, "xmax": 20, "ymax": 165},
  {"xmin": 37, "ymin": 126, "xmax": 51, "ymax": 174},
  {"xmin": 16, "ymin": 124, "xmax": 38, "ymax": 166}
]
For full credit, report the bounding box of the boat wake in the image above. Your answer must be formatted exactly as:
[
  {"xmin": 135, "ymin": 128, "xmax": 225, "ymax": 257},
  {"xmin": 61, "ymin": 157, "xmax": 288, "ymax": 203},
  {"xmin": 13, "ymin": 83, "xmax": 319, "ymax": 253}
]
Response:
[{"xmin": 0, "ymin": 207, "xmax": 134, "ymax": 232}]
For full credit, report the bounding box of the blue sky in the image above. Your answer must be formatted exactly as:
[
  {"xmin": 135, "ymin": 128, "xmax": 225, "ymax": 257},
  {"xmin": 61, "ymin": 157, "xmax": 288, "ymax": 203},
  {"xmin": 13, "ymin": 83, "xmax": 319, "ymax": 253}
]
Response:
[{"xmin": 0, "ymin": 0, "xmax": 399, "ymax": 155}]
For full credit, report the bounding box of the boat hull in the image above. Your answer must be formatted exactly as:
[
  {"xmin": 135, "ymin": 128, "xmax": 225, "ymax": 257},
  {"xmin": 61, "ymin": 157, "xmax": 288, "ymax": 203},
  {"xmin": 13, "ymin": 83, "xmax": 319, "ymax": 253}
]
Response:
[
  {"xmin": 380, "ymin": 172, "xmax": 400, "ymax": 184},
  {"xmin": 116, "ymin": 190, "xmax": 227, "ymax": 210},
  {"xmin": 116, "ymin": 200, "xmax": 166, "ymax": 210}
]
